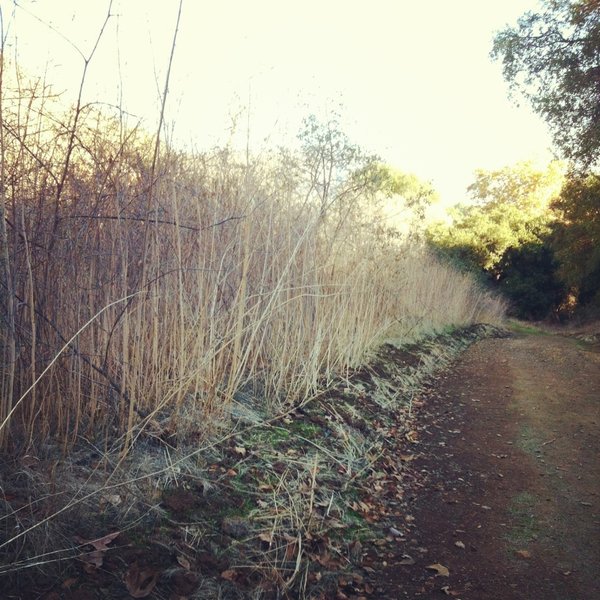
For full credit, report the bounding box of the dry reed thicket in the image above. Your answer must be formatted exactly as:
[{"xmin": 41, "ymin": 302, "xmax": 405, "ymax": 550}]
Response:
[
  {"xmin": 0, "ymin": 56, "xmax": 510, "ymax": 597},
  {"xmin": 0, "ymin": 63, "xmax": 505, "ymax": 457}
]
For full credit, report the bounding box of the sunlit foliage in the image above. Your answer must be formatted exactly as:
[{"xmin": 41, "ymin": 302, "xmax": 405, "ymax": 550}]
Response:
[
  {"xmin": 428, "ymin": 161, "xmax": 565, "ymax": 274},
  {"xmin": 551, "ymin": 172, "xmax": 600, "ymax": 307}
]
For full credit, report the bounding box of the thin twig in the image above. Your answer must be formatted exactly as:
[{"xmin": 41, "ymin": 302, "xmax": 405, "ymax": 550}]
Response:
[
  {"xmin": 0, "ymin": 292, "xmax": 141, "ymax": 435},
  {"xmin": 62, "ymin": 213, "xmax": 246, "ymax": 231}
]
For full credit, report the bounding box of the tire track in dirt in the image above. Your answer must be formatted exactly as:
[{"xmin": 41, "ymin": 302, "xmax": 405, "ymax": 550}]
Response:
[{"xmin": 375, "ymin": 331, "xmax": 600, "ymax": 599}]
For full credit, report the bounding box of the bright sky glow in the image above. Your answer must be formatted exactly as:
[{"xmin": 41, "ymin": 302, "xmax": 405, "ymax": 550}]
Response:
[{"xmin": 2, "ymin": 0, "xmax": 553, "ymax": 206}]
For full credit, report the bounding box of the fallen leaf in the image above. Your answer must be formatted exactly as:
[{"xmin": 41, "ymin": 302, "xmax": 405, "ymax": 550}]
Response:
[
  {"xmin": 75, "ymin": 533, "xmax": 120, "ymax": 573},
  {"xmin": 515, "ymin": 549, "xmax": 531, "ymax": 559},
  {"xmin": 234, "ymin": 446, "xmax": 247, "ymax": 456},
  {"xmin": 405, "ymin": 430, "xmax": 418, "ymax": 442},
  {"xmin": 454, "ymin": 541, "xmax": 465, "ymax": 549},
  {"xmin": 398, "ymin": 554, "xmax": 415, "ymax": 565},
  {"xmin": 61, "ymin": 578, "xmax": 78, "ymax": 589},
  {"xmin": 258, "ymin": 483, "xmax": 273, "ymax": 492},
  {"xmin": 316, "ymin": 550, "xmax": 340, "ymax": 569},
  {"xmin": 363, "ymin": 566, "xmax": 376, "ymax": 574},
  {"xmin": 80, "ymin": 549, "xmax": 105, "ymax": 571},
  {"xmin": 75, "ymin": 531, "xmax": 120, "ymax": 552},
  {"xmin": 124, "ymin": 563, "xmax": 160, "ymax": 598},
  {"xmin": 426, "ymin": 563, "xmax": 450, "ymax": 577},
  {"xmin": 221, "ymin": 569, "xmax": 239, "ymax": 581},
  {"xmin": 258, "ymin": 532, "xmax": 273, "ymax": 544},
  {"xmin": 103, "ymin": 494, "xmax": 122, "ymax": 507},
  {"xmin": 91, "ymin": 531, "xmax": 120, "ymax": 551},
  {"xmin": 285, "ymin": 540, "xmax": 298, "ymax": 561},
  {"xmin": 176, "ymin": 554, "xmax": 191, "ymax": 570}
]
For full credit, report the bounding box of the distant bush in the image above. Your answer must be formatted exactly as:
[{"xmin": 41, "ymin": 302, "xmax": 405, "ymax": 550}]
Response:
[{"xmin": 497, "ymin": 243, "xmax": 566, "ymax": 320}]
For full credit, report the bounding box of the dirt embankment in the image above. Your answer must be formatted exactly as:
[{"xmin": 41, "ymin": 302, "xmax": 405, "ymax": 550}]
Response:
[{"xmin": 375, "ymin": 330, "xmax": 600, "ymax": 599}]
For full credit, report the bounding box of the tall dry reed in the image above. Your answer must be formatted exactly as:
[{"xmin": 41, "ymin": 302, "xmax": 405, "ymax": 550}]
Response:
[{"xmin": 0, "ymin": 67, "xmax": 504, "ymax": 454}]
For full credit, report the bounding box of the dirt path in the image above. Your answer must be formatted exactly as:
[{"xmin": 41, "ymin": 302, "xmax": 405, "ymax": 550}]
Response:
[{"xmin": 374, "ymin": 331, "xmax": 600, "ymax": 599}]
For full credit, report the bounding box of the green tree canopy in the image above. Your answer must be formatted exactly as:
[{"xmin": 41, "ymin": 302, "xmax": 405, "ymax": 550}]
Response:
[
  {"xmin": 497, "ymin": 243, "xmax": 567, "ymax": 319},
  {"xmin": 551, "ymin": 172, "xmax": 600, "ymax": 305},
  {"xmin": 492, "ymin": 0, "xmax": 600, "ymax": 169},
  {"xmin": 428, "ymin": 161, "xmax": 565, "ymax": 273}
]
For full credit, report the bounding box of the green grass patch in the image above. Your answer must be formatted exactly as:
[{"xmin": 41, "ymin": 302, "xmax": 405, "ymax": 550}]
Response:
[
  {"xmin": 288, "ymin": 420, "xmax": 322, "ymax": 439},
  {"xmin": 507, "ymin": 320, "xmax": 547, "ymax": 336},
  {"xmin": 328, "ymin": 506, "xmax": 372, "ymax": 543},
  {"xmin": 245, "ymin": 426, "xmax": 291, "ymax": 446},
  {"xmin": 505, "ymin": 491, "xmax": 540, "ymax": 547},
  {"xmin": 516, "ymin": 424, "xmax": 541, "ymax": 455},
  {"xmin": 220, "ymin": 496, "xmax": 255, "ymax": 519}
]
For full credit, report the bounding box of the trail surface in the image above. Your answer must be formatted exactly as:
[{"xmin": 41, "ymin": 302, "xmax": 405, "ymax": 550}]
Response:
[{"xmin": 376, "ymin": 331, "xmax": 600, "ymax": 599}]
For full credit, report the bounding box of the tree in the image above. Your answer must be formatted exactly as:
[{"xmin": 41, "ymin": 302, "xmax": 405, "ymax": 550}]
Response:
[
  {"xmin": 551, "ymin": 172, "xmax": 600, "ymax": 307},
  {"xmin": 498, "ymin": 243, "xmax": 566, "ymax": 319},
  {"xmin": 364, "ymin": 165, "xmax": 438, "ymax": 220},
  {"xmin": 492, "ymin": 0, "xmax": 600, "ymax": 169},
  {"xmin": 350, "ymin": 163, "xmax": 439, "ymax": 239},
  {"xmin": 428, "ymin": 161, "xmax": 564, "ymax": 274},
  {"xmin": 298, "ymin": 114, "xmax": 377, "ymax": 218}
]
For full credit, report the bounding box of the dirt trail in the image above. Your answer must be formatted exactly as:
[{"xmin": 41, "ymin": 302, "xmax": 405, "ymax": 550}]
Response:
[{"xmin": 376, "ymin": 331, "xmax": 600, "ymax": 599}]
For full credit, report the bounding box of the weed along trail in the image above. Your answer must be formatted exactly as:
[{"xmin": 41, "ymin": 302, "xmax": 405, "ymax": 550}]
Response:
[{"xmin": 371, "ymin": 329, "xmax": 600, "ymax": 599}]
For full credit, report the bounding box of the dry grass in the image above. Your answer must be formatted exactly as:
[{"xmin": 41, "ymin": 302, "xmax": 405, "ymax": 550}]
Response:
[
  {"xmin": 0, "ymin": 58, "xmax": 505, "ymax": 596},
  {"xmin": 0, "ymin": 62, "xmax": 505, "ymax": 456}
]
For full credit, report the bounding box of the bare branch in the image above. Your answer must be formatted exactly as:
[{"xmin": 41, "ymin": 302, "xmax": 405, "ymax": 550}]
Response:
[{"xmin": 61, "ymin": 213, "xmax": 246, "ymax": 232}]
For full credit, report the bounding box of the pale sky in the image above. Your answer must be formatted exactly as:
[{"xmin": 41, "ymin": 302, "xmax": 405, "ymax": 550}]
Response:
[{"xmin": 2, "ymin": 0, "xmax": 554, "ymax": 206}]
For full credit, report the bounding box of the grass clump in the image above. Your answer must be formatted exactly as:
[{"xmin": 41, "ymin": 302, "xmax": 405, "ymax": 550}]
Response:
[{"xmin": 0, "ymin": 325, "xmax": 504, "ymax": 598}]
